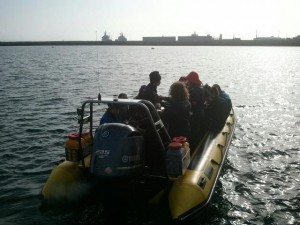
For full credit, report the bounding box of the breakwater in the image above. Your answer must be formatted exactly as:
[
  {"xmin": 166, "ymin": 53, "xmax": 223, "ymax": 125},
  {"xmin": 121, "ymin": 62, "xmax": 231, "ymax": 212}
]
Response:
[{"xmin": 1, "ymin": 39, "xmax": 300, "ymax": 46}]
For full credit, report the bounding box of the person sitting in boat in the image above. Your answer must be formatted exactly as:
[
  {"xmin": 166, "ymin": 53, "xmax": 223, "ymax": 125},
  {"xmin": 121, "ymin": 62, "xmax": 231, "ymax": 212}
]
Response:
[
  {"xmin": 184, "ymin": 71, "xmax": 205, "ymax": 115},
  {"xmin": 203, "ymin": 84, "xmax": 231, "ymax": 134},
  {"xmin": 212, "ymin": 84, "xmax": 232, "ymax": 113},
  {"xmin": 135, "ymin": 71, "xmax": 163, "ymax": 109},
  {"xmin": 162, "ymin": 81, "xmax": 191, "ymax": 140},
  {"xmin": 100, "ymin": 103, "xmax": 123, "ymax": 125},
  {"xmin": 117, "ymin": 93, "xmax": 129, "ymax": 122},
  {"xmin": 99, "ymin": 93, "xmax": 130, "ymax": 125},
  {"xmin": 183, "ymin": 71, "xmax": 206, "ymax": 148}
]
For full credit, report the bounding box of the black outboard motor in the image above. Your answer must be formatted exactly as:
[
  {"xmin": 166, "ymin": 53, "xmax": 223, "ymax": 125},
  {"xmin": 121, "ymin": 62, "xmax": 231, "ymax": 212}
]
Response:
[{"xmin": 90, "ymin": 123, "xmax": 145, "ymax": 178}]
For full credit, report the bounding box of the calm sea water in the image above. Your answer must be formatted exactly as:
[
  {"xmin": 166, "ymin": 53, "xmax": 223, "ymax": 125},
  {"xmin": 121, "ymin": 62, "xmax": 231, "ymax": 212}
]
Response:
[{"xmin": 0, "ymin": 46, "xmax": 299, "ymax": 225}]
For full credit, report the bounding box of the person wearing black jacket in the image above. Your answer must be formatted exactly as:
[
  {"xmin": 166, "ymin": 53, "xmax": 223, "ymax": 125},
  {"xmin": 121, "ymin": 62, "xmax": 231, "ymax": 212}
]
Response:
[
  {"xmin": 162, "ymin": 81, "xmax": 191, "ymax": 140},
  {"xmin": 135, "ymin": 71, "xmax": 162, "ymax": 108},
  {"xmin": 183, "ymin": 71, "xmax": 205, "ymax": 148}
]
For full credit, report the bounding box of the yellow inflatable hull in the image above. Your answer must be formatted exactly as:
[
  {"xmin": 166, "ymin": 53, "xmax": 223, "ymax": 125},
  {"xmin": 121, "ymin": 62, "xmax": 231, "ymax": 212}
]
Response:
[
  {"xmin": 40, "ymin": 109, "xmax": 236, "ymax": 221},
  {"xmin": 41, "ymin": 156, "xmax": 91, "ymax": 202},
  {"xmin": 168, "ymin": 110, "xmax": 236, "ymax": 220}
]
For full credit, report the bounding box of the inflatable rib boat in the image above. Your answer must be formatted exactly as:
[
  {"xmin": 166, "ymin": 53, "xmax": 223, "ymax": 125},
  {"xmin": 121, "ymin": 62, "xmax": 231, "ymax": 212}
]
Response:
[{"xmin": 40, "ymin": 97, "xmax": 236, "ymax": 221}]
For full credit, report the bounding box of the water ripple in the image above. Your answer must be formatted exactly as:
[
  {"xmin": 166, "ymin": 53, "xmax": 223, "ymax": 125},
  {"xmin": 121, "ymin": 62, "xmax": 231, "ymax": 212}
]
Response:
[{"xmin": 1, "ymin": 46, "xmax": 300, "ymax": 225}]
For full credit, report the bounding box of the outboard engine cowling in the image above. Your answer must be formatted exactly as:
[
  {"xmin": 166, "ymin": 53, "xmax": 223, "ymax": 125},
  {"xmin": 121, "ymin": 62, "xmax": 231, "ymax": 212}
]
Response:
[{"xmin": 90, "ymin": 123, "xmax": 145, "ymax": 178}]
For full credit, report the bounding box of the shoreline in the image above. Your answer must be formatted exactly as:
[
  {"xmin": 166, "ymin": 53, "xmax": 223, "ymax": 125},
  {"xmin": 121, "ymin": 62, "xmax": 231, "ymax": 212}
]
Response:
[{"xmin": 1, "ymin": 39, "xmax": 300, "ymax": 47}]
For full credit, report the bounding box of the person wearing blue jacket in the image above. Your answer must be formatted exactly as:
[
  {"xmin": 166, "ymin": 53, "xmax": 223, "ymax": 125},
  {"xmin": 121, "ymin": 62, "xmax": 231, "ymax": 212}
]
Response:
[
  {"xmin": 203, "ymin": 84, "xmax": 232, "ymax": 134},
  {"xmin": 212, "ymin": 84, "xmax": 232, "ymax": 113},
  {"xmin": 100, "ymin": 104, "xmax": 123, "ymax": 125}
]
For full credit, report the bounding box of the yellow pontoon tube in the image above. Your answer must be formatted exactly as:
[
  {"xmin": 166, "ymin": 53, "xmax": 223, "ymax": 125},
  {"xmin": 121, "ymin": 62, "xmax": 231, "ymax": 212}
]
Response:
[{"xmin": 169, "ymin": 109, "xmax": 236, "ymax": 221}]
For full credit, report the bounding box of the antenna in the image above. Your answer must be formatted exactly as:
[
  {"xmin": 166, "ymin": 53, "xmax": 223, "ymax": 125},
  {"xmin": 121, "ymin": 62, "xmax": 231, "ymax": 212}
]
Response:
[{"xmin": 96, "ymin": 30, "xmax": 101, "ymax": 101}]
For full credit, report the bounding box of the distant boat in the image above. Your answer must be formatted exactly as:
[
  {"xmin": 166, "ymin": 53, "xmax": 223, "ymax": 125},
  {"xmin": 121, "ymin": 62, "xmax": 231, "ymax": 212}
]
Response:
[
  {"xmin": 101, "ymin": 31, "xmax": 112, "ymax": 42},
  {"xmin": 115, "ymin": 33, "xmax": 127, "ymax": 42}
]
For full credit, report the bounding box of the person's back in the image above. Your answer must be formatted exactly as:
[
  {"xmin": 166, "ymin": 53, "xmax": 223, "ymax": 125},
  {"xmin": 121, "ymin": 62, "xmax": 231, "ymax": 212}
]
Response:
[
  {"xmin": 162, "ymin": 81, "xmax": 191, "ymax": 140},
  {"xmin": 204, "ymin": 84, "xmax": 230, "ymax": 133},
  {"xmin": 206, "ymin": 97, "xmax": 228, "ymax": 133},
  {"xmin": 183, "ymin": 71, "xmax": 205, "ymax": 148},
  {"xmin": 184, "ymin": 71, "xmax": 205, "ymax": 115},
  {"xmin": 142, "ymin": 83, "xmax": 159, "ymax": 104},
  {"xmin": 212, "ymin": 84, "xmax": 232, "ymax": 115},
  {"xmin": 189, "ymin": 85, "xmax": 204, "ymax": 115},
  {"xmin": 164, "ymin": 99, "xmax": 191, "ymax": 140}
]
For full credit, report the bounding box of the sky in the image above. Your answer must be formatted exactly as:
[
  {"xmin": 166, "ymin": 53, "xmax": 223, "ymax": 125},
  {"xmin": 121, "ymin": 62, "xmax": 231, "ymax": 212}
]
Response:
[{"xmin": 0, "ymin": 0, "xmax": 300, "ymax": 41}]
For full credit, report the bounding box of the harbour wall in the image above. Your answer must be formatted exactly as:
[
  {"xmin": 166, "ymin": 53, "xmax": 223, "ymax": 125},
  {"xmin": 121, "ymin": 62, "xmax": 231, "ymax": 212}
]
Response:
[{"xmin": 1, "ymin": 39, "xmax": 300, "ymax": 46}]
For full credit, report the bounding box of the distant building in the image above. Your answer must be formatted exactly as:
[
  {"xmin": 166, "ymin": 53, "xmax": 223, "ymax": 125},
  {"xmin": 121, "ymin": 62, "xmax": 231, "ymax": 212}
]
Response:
[
  {"xmin": 178, "ymin": 33, "xmax": 213, "ymax": 44},
  {"xmin": 254, "ymin": 36, "xmax": 282, "ymax": 41},
  {"xmin": 293, "ymin": 35, "xmax": 300, "ymax": 39},
  {"xmin": 102, "ymin": 31, "xmax": 112, "ymax": 42},
  {"xmin": 115, "ymin": 33, "xmax": 127, "ymax": 42},
  {"xmin": 143, "ymin": 36, "xmax": 176, "ymax": 44}
]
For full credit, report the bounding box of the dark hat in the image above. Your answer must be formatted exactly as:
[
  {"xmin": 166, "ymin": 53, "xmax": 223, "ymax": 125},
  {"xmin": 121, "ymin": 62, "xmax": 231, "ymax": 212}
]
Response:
[
  {"xmin": 185, "ymin": 71, "xmax": 202, "ymax": 85},
  {"xmin": 149, "ymin": 71, "xmax": 161, "ymax": 83}
]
